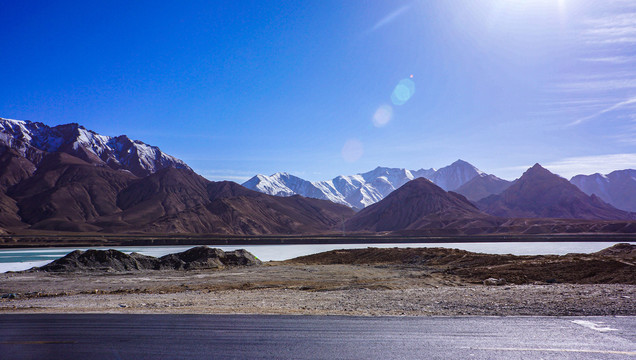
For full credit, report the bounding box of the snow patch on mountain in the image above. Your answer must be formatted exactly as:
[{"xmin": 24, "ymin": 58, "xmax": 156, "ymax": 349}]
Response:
[
  {"xmin": 430, "ymin": 160, "xmax": 484, "ymax": 191},
  {"xmin": 571, "ymin": 169, "xmax": 636, "ymax": 212},
  {"xmin": 243, "ymin": 160, "xmax": 485, "ymax": 209}
]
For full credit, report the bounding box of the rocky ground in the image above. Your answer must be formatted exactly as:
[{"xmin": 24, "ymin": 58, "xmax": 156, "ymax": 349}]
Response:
[{"xmin": 1, "ymin": 244, "xmax": 635, "ymax": 316}]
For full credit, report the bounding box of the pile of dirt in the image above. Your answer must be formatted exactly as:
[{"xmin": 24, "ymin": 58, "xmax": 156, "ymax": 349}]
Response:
[
  {"xmin": 157, "ymin": 247, "xmax": 261, "ymax": 270},
  {"xmin": 594, "ymin": 242, "xmax": 636, "ymax": 259},
  {"xmin": 287, "ymin": 244, "xmax": 636, "ymax": 285},
  {"xmin": 286, "ymin": 247, "xmax": 518, "ymax": 267},
  {"xmin": 32, "ymin": 246, "xmax": 261, "ymax": 272}
]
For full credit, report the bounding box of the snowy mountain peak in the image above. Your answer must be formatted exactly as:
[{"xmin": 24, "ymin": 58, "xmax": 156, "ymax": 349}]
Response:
[
  {"xmin": 243, "ymin": 161, "xmax": 489, "ymax": 209},
  {"xmin": 570, "ymin": 168, "xmax": 636, "ymax": 212},
  {"xmin": 0, "ymin": 117, "xmax": 191, "ymax": 177},
  {"xmin": 430, "ymin": 159, "xmax": 484, "ymax": 191},
  {"xmin": 360, "ymin": 167, "xmax": 414, "ymax": 188},
  {"xmin": 451, "ymin": 159, "xmax": 477, "ymax": 167},
  {"xmin": 272, "ymin": 172, "xmax": 297, "ymax": 180}
]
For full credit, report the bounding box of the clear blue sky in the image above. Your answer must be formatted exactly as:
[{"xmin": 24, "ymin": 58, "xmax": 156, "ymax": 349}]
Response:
[{"xmin": 2, "ymin": 0, "xmax": 636, "ymax": 181}]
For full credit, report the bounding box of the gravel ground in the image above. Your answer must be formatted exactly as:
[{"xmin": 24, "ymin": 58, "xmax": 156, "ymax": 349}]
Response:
[
  {"xmin": 1, "ymin": 265, "xmax": 635, "ymax": 316},
  {"xmin": 3, "ymin": 245, "xmax": 635, "ymax": 316},
  {"xmin": 1, "ymin": 285, "xmax": 634, "ymax": 316}
]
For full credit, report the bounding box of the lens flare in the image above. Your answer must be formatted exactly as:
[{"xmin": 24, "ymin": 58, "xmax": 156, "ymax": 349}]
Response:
[
  {"xmin": 373, "ymin": 104, "xmax": 393, "ymax": 127},
  {"xmin": 341, "ymin": 139, "xmax": 364, "ymax": 163},
  {"xmin": 391, "ymin": 78, "xmax": 415, "ymax": 106}
]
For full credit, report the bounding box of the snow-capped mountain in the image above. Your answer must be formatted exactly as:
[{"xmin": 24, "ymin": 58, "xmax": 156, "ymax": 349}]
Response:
[
  {"xmin": 0, "ymin": 118, "xmax": 190, "ymax": 177},
  {"xmin": 242, "ymin": 171, "xmax": 380, "ymax": 209},
  {"xmin": 570, "ymin": 170, "xmax": 636, "ymax": 212},
  {"xmin": 242, "ymin": 172, "xmax": 348, "ymax": 205},
  {"xmin": 411, "ymin": 168, "xmax": 436, "ymax": 180},
  {"xmin": 429, "ymin": 159, "xmax": 484, "ymax": 191},
  {"xmin": 243, "ymin": 160, "xmax": 486, "ymax": 209}
]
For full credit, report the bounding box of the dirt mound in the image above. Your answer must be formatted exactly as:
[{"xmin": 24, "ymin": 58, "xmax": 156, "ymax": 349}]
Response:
[
  {"xmin": 36, "ymin": 249, "xmax": 154, "ymax": 272},
  {"xmin": 33, "ymin": 246, "xmax": 261, "ymax": 272},
  {"xmin": 157, "ymin": 247, "xmax": 261, "ymax": 270},
  {"xmin": 594, "ymin": 243, "xmax": 636, "ymax": 259},
  {"xmin": 287, "ymin": 244, "xmax": 636, "ymax": 285}
]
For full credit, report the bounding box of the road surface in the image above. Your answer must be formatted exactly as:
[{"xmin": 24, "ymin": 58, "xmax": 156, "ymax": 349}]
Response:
[{"xmin": 1, "ymin": 314, "xmax": 634, "ymax": 359}]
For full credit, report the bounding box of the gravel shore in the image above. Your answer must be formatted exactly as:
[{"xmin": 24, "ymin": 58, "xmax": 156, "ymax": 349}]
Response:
[
  {"xmin": 2, "ymin": 284, "xmax": 635, "ymax": 316},
  {"xmin": 2, "ymin": 245, "xmax": 635, "ymax": 316},
  {"xmin": 2, "ymin": 263, "xmax": 635, "ymax": 316}
]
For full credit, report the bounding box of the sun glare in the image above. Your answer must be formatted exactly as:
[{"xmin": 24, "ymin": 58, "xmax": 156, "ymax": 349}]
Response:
[{"xmin": 498, "ymin": 0, "xmax": 567, "ymax": 14}]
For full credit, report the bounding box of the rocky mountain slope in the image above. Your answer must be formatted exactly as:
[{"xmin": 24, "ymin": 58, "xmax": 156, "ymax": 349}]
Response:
[
  {"xmin": 478, "ymin": 164, "xmax": 636, "ymax": 220},
  {"xmin": 6, "ymin": 161, "xmax": 354, "ymax": 234},
  {"xmin": 0, "ymin": 118, "xmax": 355, "ymax": 234},
  {"xmin": 571, "ymin": 170, "xmax": 636, "ymax": 212},
  {"xmin": 0, "ymin": 118, "xmax": 190, "ymax": 177}
]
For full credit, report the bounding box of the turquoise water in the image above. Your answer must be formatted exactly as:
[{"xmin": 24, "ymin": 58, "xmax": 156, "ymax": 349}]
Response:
[{"xmin": 1, "ymin": 242, "xmax": 633, "ymax": 273}]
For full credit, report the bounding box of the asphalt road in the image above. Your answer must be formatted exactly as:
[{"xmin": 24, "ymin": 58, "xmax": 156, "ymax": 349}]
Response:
[{"xmin": 1, "ymin": 314, "xmax": 634, "ymax": 359}]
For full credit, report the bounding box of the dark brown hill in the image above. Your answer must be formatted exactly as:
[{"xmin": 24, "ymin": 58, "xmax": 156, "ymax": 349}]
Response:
[
  {"xmin": 0, "ymin": 149, "xmax": 36, "ymax": 189},
  {"xmin": 478, "ymin": 164, "xmax": 636, "ymax": 220},
  {"xmin": 207, "ymin": 180, "xmax": 258, "ymax": 200},
  {"xmin": 8, "ymin": 153, "xmax": 137, "ymax": 231},
  {"xmin": 0, "ymin": 191, "xmax": 23, "ymax": 229},
  {"xmin": 201, "ymin": 194, "xmax": 353, "ymax": 235},
  {"xmin": 345, "ymin": 177, "xmax": 493, "ymax": 232},
  {"xmin": 126, "ymin": 171, "xmax": 355, "ymax": 235},
  {"xmin": 0, "ymin": 154, "xmax": 355, "ymax": 234},
  {"xmin": 455, "ymin": 174, "xmax": 512, "ymax": 202},
  {"xmin": 116, "ymin": 167, "xmax": 211, "ymax": 224},
  {"xmin": 0, "ymin": 150, "xmax": 36, "ymax": 228}
]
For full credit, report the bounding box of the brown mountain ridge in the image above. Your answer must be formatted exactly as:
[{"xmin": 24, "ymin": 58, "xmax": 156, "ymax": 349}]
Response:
[
  {"xmin": 477, "ymin": 164, "xmax": 636, "ymax": 221},
  {"xmin": 343, "ymin": 167, "xmax": 636, "ymax": 235},
  {"xmin": 0, "ymin": 150, "xmax": 355, "ymax": 234},
  {"xmin": 344, "ymin": 178, "xmax": 498, "ymax": 233}
]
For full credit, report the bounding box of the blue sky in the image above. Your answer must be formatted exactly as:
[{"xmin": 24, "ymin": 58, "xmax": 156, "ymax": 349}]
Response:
[{"xmin": 2, "ymin": 0, "xmax": 636, "ymax": 181}]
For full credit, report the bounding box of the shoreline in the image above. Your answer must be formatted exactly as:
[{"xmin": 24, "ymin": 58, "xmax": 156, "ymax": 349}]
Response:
[
  {"xmin": 2, "ymin": 244, "xmax": 634, "ymax": 316},
  {"xmin": 2, "ymin": 233, "xmax": 636, "ymax": 249}
]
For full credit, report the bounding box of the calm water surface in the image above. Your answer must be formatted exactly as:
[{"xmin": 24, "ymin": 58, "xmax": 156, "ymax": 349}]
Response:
[{"xmin": 1, "ymin": 241, "xmax": 633, "ymax": 273}]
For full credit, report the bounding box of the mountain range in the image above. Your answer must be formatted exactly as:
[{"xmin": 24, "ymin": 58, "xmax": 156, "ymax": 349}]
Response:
[
  {"xmin": 0, "ymin": 117, "xmax": 635, "ymax": 236},
  {"xmin": 571, "ymin": 170, "xmax": 636, "ymax": 212},
  {"xmin": 244, "ymin": 160, "xmax": 636, "ymax": 214},
  {"xmin": 243, "ymin": 160, "xmax": 511, "ymax": 209},
  {"xmin": 343, "ymin": 177, "xmax": 493, "ymax": 233},
  {"xmin": 0, "ymin": 118, "xmax": 354, "ymax": 234},
  {"xmin": 345, "ymin": 166, "xmax": 636, "ymax": 235},
  {"xmin": 0, "ymin": 118, "xmax": 190, "ymax": 177},
  {"xmin": 477, "ymin": 164, "xmax": 635, "ymax": 221}
]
